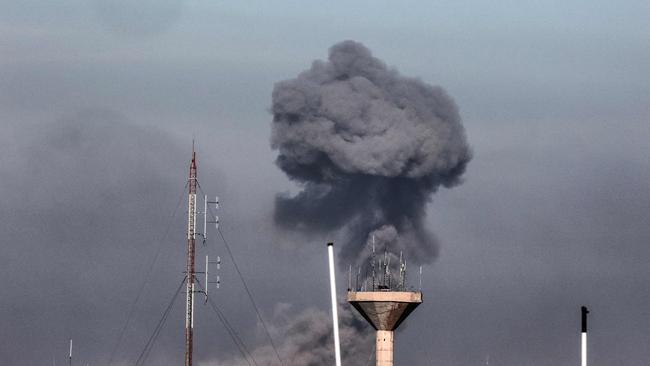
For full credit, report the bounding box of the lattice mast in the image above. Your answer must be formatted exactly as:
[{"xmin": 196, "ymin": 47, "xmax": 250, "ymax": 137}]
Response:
[{"xmin": 185, "ymin": 149, "xmax": 198, "ymax": 366}]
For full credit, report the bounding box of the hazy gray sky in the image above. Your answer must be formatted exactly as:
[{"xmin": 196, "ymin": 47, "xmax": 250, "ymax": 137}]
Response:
[{"xmin": 1, "ymin": 1, "xmax": 649, "ymax": 365}]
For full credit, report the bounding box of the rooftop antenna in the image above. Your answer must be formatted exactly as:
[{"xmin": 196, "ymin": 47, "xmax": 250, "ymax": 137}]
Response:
[
  {"xmin": 381, "ymin": 246, "xmax": 390, "ymax": 288},
  {"xmin": 356, "ymin": 267, "xmax": 361, "ymax": 291},
  {"xmin": 68, "ymin": 339, "xmax": 72, "ymax": 366},
  {"xmin": 348, "ymin": 264, "xmax": 352, "ymax": 291},
  {"xmin": 371, "ymin": 235, "xmax": 376, "ymax": 291},
  {"xmin": 386, "ymin": 253, "xmax": 391, "ymax": 288},
  {"xmin": 399, "ymin": 251, "xmax": 405, "ymax": 290},
  {"xmin": 184, "ymin": 144, "xmax": 219, "ymax": 366}
]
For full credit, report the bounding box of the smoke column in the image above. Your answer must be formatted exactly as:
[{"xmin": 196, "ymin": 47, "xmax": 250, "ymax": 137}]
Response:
[
  {"xmin": 213, "ymin": 305, "xmax": 373, "ymax": 366},
  {"xmin": 271, "ymin": 40, "xmax": 472, "ymax": 264}
]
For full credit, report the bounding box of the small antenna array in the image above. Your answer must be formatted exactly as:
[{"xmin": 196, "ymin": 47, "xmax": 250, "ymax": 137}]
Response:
[{"xmin": 351, "ymin": 239, "xmax": 422, "ymax": 292}]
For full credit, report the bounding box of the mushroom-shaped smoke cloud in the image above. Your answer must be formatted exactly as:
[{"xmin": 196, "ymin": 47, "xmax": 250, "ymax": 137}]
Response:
[{"xmin": 271, "ymin": 40, "xmax": 471, "ymax": 265}]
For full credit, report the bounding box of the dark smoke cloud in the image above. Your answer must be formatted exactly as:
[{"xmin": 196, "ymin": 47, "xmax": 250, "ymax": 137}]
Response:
[
  {"xmin": 271, "ymin": 40, "xmax": 472, "ymax": 265},
  {"xmin": 212, "ymin": 304, "xmax": 373, "ymax": 366}
]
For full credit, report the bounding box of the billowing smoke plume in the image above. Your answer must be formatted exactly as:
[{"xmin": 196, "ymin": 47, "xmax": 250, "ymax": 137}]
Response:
[
  {"xmin": 208, "ymin": 304, "xmax": 373, "ymax": 366},
  {"xmin": 271, "ymin": 40, "xmax": 472, "ymax": 264},
  {"xmin": 0, "ymin": 109, "xmax": 188, "ymax": 365}
]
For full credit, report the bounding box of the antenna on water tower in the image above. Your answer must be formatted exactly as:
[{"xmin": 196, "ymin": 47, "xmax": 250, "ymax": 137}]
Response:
[
  {"xmin": 371, "ymin": 235, "xmax": 376, "ymax": 291},
  {"xmin": 348, "ymin": 245, "xmax": 423, "ymax": 366}
]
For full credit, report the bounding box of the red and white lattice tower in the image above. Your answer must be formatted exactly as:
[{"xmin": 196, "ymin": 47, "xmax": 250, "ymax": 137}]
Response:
[{"xmin": 185, "ymin": 149, "xmax": 198, "ymax": 366}]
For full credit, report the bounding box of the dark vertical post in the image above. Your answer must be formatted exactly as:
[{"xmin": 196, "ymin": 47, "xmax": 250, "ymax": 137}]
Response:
[
  {"xmin": 581, "ymin": 306, "xmax": 589, "ymax": 366},
  {"xmin": 581, "ymin": 306, "xmax": 589, "ymax": 332}
]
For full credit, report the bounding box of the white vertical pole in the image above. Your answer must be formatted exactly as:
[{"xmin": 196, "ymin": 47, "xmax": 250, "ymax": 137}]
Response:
[
  {"xmin": 68, "ymin": 339, "xmax": 72, "ymax": 366},
  {"xmin": 327, "ymin": 243, "xmax": 342, "ymax": 366},
  {"xmin": 203, "ymin": 195, "xmax": 207, "ymax": 240},
  {"xmin": 191, "ymin": 283, "xmax": 195, "ymax": 328},
  {"xmin": 581, "ymin": 332, "xmax": 587, "ymax": 366},
  {"xmin": 192, "ymin": 193, "xmax": 197, "ymax": 237},
  {"xmin": 205, "ymin": 255, "xmax": 209, "ymax": 299}
]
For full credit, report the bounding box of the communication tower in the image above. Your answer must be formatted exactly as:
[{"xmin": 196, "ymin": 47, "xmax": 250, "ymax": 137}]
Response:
[{"xmin": 184, "ymin": 145, "xmax": 219, "ymax": 366}]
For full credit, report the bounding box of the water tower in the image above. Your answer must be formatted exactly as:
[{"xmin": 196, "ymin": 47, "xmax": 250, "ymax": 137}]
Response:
[{"xmin": 347, "ymin": 248, "xmax": 422, "ymax": 366}]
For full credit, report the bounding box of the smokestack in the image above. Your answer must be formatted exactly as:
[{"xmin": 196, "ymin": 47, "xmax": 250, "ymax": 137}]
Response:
[
  {"xmin": 581, "ymin": 306, "xmax": 589, "ymax": 366},
  {"xmin": 328, "ymin": 243, "xmax": 342, "ymax": 366}
]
